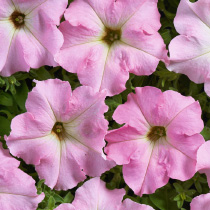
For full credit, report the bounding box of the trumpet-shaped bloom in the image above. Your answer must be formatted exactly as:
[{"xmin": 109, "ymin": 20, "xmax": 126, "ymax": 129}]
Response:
[
  {"xmin": 190, "ymin": 193, "xmax": 210, "ymax": 210},
  {"xmin": 6, "ymin": 79, "xmax": 114, "ymax": 190},
  {"xmin": 0, "ymin": 0, "xmax": 67, "ymax": 76},
  {"xmin": 54, "ymin": 177, "xmax": 154, "ymax": 210},
  {"xmin": 196, "ymin": 141, "xmax": 210, "ymax": 186},
  {"xmin": 0, "ymin": 143, "xmax": 44, "ymax": 210},
  {"xmin": 105, "ymin": 86, "xmax": 205, "ymax": 196},
  {"xmin": 56, "ymin": 0, "xmax": 168, "ymax": 96},
  {"xmin": 168, "ymin": 0, "xmax": 210, "ymax": 96}
]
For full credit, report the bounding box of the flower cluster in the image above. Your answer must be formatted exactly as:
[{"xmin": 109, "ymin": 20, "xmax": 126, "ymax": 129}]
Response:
[{"xmin": 1, "ymin": 0, "xmax": 210, "ymax": 209}]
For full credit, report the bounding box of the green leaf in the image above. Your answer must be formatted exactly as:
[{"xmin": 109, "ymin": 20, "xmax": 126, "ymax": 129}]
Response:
[
  {"xmin": 0, "ymin": 116, "xmax": 11, "ymax": 136},
  {"xmin": 53, "ymin": 194, "xmax": 64, "ymax": 203},
  {"xmin": 13, "ymin": 80, "xmax": 29, "ymax": 111},
  {"xmin": 177, "ymin": 200, "xmax": 184, "ymax": 209},
  {"xmin": 63, "ymin": 192, "xmax": 74, "ymax": 203},
  {"xmin": 0, "ymin": 92, "xmax": 13, "ymax": 106},
  {"xmin": 149, "ymin": 185, "xmax": 177, "ymax": 210},
  {"xmin": 173, "ymin": 183, "xmax": 183, "ymax": 193},
  {"xmin": 201, "ymin": 126, "xmax": 210, "ymax": 141},
  {"xmin": 46, "ymin": 196, "xmax": 55, "ymax": 210}
]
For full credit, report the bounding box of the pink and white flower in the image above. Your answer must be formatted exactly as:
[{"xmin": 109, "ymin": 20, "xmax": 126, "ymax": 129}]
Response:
[
  {"xmin": 168, "ymin": 0, "xmax": 210, "ymax": 96},
  {"xmin": 0, "ymin": 143, "xmax": 44, "ymax": 210},
  {"xmin": 56, "ymin": 0, "xmax": 168, "ymax": 96},
  {"xmin": 105, "ymin": 86, "xmax": 205, "ymax": 196},
  {"xmin": 190, "ymin": 193, "xmax": 210, "ymax": 210},
  {"xmin": 0, "ymin": 0, "xmax": 67, "ymax": 77},
  {"xmin": 6, "ymin": 79, "xmax": 114, "ymax": 190},
  {"xmin": 54, "ymin": 177, "xmax": 154, "ymax": 210}
]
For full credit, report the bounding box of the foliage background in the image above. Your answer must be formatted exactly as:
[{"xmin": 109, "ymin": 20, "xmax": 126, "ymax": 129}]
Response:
[{"xmin": 0, "ymin": 0, "xmax": 209, "ymax": 209}]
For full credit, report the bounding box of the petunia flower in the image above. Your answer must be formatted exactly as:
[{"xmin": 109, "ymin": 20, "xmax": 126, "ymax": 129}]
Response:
[
  {"xmin": 0, "ymin": 0, "xmax": 67, "ymax": 77},
  {"xmin": 190, "ymin": 193, "xmax": 210, "ymax": 210},
  {"xmin": 6, "ymin": 79, "xmax": 115, "ymax": 190},
  {"xmin": 55, "ymin": 0, "xmax": 168, "ymax": 96},
  {"xmin": 0, "ymin": 142, "xmax": 44, "ymax": 210},
  {"xmin": 54, "ymin": 177, "xmax": 154, "ymax": 210},
  {"xmin": 196, "ymin": 141, "xmax": 210, "ymax": 186},
  {"xmin": 168, "ymin": 0, "xmax": 210, "ymax": 97},
  {"xmin": 105, "ymin": 86, "xmax": 205, "ymax": 196}
]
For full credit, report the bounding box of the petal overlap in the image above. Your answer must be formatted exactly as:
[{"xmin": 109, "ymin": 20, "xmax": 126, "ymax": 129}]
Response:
[
  {"xmin": 105, "ymin": 86, "xmax": 205, "ymax": 195},
  {"xmin": 6, "ymin": 79, "xmax": 114, "ymax": 190}
]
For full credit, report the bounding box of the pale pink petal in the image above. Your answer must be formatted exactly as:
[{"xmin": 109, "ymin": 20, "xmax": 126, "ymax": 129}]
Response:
[
  {"xmin": 98, "ymin": 41, "xmax": 147, "ymax": 95},
  {"xmin": 168, "ymin": 35, "xmax": 210, "ymax": 84},
  {"xmin": 135, "ymin": 87, "xmax": 195, "ymax": 126},
  {"xmin": 119, "ymin": 199, "xmax": 154, "ymax": 210},
  {"xmin": 173, "ymin": 0, "xmax": 210, "ymax": 40},
  {"xmin": 72, "ymin": 177, "xmax": 125, "ymax": 210},
  {"xmin": 0, "ymin": 193, "xmax": 44, "ymax": 210},
  {"xmin": 24, "ymin": 10, "xmax": 64, "ymax": 64},
  {"xmin": 53, "ymin": 139, "xmax": 87, "ymax": 190},
  {"xmin": 63, "ymin": 136, "xmax": 115, "ymax": 180},
  {"xmin": 0, "ymin": 0, "xmax": 14, "ymax": 19},
  {"xmin": 13, "ymin": 0, "xmax": 68, "ymax": 25},
  {"xmin": 0, "ymin": 142, "xmax": 19, "ymax": 170},
  {"xmin": 56, "ymin": 38, "xmax": 106, "ymax": 76},
  {"xmin": 123, "ymin": 141, "xmax": 169, "ymax": 196},
  {"xmin": 7, "ymin": 112, "xmax": 53, "ymax": 141},
  {"xmin": 121, "ymin": 0, "xmax": 168, "ymax": 67},
  {"xmin": 0, "ymin": 29, "xmax": 30, "ymax": 77},
  {"xmin": 166, "ymin": 133, "xmax": 204, "ymax": 165},
  {"xmin": 7, "ymin": 134, "xmax": 60, "ymax": 188},
  {"xmin": 167, "ymin": 101, "xmax": 203, "ymax": 136},
  {"xmin": 54, "ymin": 204, "xmax": 76, "ymax": 210},
  {"xmin": 120, "ymin": 32, "xmax": 167, "ymax": 76},
  {"xmin": 168, "ymin": 0, "xmax": 210, "ymax": 89},
  {"xmin": 63, "ymin": 85, "xmax": 108, "ymax": 151},
  {"xmin": 6, "ymin": 80, "xmax": 71, "ymax": 141},
  {"xmin": 86, "ymin": 0, "xmax": 153, "ymax": 29},
  {"xmin": 188, "ymin": 0, "xmax": 210, "ymax": 28},
  {"xmin": 164, "ymin": 137, "xmax": 200, "ymax": 181},
  {"xmin": 196, "ymin": 141, "xmax": 210, "ymax": 187},
  {"xmin": 19, "ymin": 11, "xmax": 63, "ymax": 68},
  {"xmin": 0, "ymin": 144, "xmax": 44, "ymax": 210},
  {"xmin": 28, "ymin": 79, "xmax": 72, "ymax": 122},
  {"xmin": 112, "ymin": 92, "xmax": 149, "ymax": 129},
  {"xmin": 190, "ymin": 193, "xmax": 210, "ymax": 210},
  {"xmin": 105, "ymin": 125, "xmax": 148, "ymax": 164},
  {"xmin": 64, "ymin": 0, "xmax": 104, "ymax": 33}
]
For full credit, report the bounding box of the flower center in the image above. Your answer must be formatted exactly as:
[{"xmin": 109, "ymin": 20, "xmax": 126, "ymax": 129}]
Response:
[
  {"xmin": 146, "ymin": 126, "xmax": 166, "ymax": 142},
  {"xmin": 52, "ymin": 122, "xmax": 64, "ymax": 140},
  {"xmin": 10, "ymin": 11, "xmax": 25, "ymax": 28},
  {"xmin": 103, "ymin": 28, "xmax": 121, "ymax": 45}
]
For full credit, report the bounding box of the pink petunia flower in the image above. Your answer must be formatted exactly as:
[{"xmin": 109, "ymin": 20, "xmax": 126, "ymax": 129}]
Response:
[
  {"xmin": 105, "ymin": 86, "xmax": 205, "ymax": 196},
  {"xmin": 190, "ymin": 193, "xmax": 210, "ymax": 210},
  {"xmin": 55, "ymin": 0, "xmax": 168, "ymax": 96},
  {"xmin": 168, "ymin": 0, "xmax": 210, "ymax": 97},
  {"xmin": 0, "ymin": 0, "xmax": 67, "ymax": 77},
  {"xmin": 196, "ymin": 141, "xmax": 210, "ymax": 186},
  {"xmin": 0, "ymin": 143, "xmax": 44, "ymax": 210},
  {"xmin": 6, "ymin": 79, "xmax": 115, "ymax": 190},
  {"xmin": 54, "ymin": 177, "xmax": 154, "ymax": 210}
]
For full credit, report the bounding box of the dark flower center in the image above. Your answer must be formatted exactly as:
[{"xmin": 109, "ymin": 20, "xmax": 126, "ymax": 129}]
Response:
[
  {"xmin": 103, "ymin": 28, "xmax": 121, "ymax": 45},
  {"xmin": 52, "ymin": 122, "xmax": 64, "ymax": 140},
  {"xmin": 10, "ymin": 11, "xmax": 25, "ymax": 28},
  {"xmin": 146, "ymin": 126, "xmax": 166, "ymax": 142}
]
